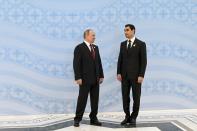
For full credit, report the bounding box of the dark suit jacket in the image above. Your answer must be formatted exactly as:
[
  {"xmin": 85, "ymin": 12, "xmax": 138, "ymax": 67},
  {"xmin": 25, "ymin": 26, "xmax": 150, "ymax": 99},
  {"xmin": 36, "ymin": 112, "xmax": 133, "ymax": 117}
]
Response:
[
  {"xmin": 117, "ymin": 38, "xmax": 147, "ymax": 79},
  {"xmin": 73, "ymin": 42, "xmax": 104, "ymax": 84}
]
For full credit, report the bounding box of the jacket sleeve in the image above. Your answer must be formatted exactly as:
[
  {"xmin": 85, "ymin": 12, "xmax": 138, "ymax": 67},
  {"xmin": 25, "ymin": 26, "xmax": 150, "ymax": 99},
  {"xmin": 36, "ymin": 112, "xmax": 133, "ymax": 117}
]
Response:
[
  {"xmin": 97, "ymin": 47, "xmax": 104, "ymax": 78},
  {"xmin": 73, "ymin": 46, "xmax": 82, "ymax": 80},
  {"xmin": 139, "ymin": 42, "xmax": 147, "ymax": 77},
  {"xmin": 117, "ymin": 43, "xmax": 122, "ymax": 75}
]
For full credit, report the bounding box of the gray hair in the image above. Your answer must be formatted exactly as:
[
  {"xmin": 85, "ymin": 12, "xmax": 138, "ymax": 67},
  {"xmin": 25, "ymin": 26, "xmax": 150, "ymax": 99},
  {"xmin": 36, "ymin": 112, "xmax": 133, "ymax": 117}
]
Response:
[{"xmin": 83, "ymin": 29, "xmax": 93, "ymax": 38}]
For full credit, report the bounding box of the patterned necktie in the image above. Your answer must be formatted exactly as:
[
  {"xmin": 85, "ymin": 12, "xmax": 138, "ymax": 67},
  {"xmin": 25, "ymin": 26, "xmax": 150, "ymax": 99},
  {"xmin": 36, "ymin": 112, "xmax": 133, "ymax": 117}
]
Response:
[
  {"xmin": 128, "ymin": 40, "xmax": 131, "ymax": 49},
  {"xmin": 90, "ymin": 44, "xmax": 95, "ymax": 60}
]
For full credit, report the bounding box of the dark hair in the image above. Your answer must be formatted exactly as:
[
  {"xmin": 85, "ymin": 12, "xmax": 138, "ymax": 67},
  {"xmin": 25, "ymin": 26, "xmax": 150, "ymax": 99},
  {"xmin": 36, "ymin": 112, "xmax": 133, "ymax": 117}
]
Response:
[{"xmin": 125, "ymin": 24, "xmax": 135, "ymax": 33}]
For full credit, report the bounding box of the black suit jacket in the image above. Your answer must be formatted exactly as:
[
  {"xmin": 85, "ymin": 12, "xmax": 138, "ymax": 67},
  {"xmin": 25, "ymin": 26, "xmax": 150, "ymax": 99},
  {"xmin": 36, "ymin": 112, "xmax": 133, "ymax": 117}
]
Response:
[
  {"xmin": 117, "ymin": 38, "xmax": 147, "ymax": 79},
  {"xmin": 73, "ymin": 42, "xmax": 104, "ymax": 84}
]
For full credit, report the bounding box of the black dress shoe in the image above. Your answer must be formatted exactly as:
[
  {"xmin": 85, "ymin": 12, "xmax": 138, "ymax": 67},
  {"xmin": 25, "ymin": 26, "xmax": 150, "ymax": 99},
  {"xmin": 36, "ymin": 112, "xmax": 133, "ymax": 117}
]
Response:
[
  {"xmin": 90, "ymin": 119, "xmax": 102, "ymax": 126},
  {"xmin": 130, "ymin": 118, "xmax": 136, "ymax": 125},
  {"xmin": 74, "ymin": 120, "xmax": 80, "ymax": 127},
  {"xmin": 121, "ymin": 117, "xmax": 130, "ymax": 125}
]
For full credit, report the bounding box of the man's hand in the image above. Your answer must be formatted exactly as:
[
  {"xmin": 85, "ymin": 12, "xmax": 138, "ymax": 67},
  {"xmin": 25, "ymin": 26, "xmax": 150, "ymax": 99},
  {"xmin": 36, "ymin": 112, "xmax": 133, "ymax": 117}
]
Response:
[
  {"xmin": 117, "ymin": 74, "xmax": 122, "ymax": 82},
  {"xmin": 75, "ymin": 79, "xmax": 82, "ymax": 85},
  {"xmin": 99, "ymin": 78, "xmax": 104, "ymax": 84},
  {"xmin": 137, "ymin": 76, "xmax": 144, "ymax": 83}
]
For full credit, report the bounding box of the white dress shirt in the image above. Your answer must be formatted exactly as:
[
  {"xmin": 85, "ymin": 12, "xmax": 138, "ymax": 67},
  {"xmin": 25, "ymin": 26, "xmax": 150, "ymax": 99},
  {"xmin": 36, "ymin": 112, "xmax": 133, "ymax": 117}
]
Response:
[
  {"xmin": 84, "ymin": 40, "xmax": 92, "ymax": 51},
  {"xmin": 127, "ymin": 36, "xmax": 136, "ymax": 48}
]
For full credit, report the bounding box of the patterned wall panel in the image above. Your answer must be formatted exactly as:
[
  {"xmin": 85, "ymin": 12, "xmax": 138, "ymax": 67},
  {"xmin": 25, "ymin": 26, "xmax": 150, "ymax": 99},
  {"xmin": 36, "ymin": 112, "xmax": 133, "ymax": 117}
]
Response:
[{"xmin": 0, "ymin": 0, "xmax": 196, "ymax": 115}]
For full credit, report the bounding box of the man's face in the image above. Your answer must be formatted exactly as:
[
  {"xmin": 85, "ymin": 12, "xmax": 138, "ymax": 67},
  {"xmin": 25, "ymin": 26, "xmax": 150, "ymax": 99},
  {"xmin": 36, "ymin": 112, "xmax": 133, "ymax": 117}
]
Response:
[
  {"xmin": 124, "ymin": 26, "xmax": 135, "ymax": 39},
  {"xmin": 86, "ymin": 31, "xmax": 96, "ymax": 44}
]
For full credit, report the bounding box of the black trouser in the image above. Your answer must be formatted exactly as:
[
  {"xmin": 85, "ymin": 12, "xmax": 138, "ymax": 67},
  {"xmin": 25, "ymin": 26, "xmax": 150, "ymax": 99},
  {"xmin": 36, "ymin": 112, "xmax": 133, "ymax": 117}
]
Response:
[
  {"xmin": 121, "ymin": 78, "xmax": 141, "ymax": 119},
  {"xmin": 74, "ymin": 83, "xmax": 99, "ymax": 122}
]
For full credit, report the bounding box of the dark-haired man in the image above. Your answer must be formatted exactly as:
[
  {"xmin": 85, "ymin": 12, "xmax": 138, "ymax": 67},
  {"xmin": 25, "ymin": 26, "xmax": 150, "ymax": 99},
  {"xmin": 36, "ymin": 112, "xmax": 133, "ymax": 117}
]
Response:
[{"xmin": 117, "ymin": 24, "xmax": 147, "ymax": 125}]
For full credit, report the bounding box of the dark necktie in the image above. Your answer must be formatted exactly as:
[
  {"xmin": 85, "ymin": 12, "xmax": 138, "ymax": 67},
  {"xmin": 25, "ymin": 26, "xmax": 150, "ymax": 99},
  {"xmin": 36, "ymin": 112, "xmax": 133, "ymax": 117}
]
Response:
[
  {"xmin": 90, "ymin": 44, "xmax": 95, "ymax": 60},
  {"xmin": 128, "ymin": 40, "xmax": 131, "ymax": 49}
]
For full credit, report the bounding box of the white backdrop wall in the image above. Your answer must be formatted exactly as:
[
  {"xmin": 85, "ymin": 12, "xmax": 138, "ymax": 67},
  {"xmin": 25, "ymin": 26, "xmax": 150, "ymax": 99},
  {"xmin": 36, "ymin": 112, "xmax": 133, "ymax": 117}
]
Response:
[{"xmin": 0, "ymin": 0, "xmax": 197, "ymax": 115}]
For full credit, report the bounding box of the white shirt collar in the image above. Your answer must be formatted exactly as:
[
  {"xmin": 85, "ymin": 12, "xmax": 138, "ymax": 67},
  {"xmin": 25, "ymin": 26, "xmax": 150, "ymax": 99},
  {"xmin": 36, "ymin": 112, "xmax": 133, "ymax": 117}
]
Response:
[
  {"xmin": 127, "ymin": 36, "xmax": 135, "ymax": 43},
  {"xmin": 127, "ymin": 36, "xmax": 135, "ymax": 47},
  {"xmin": 84, "ymin": 40, "xmax": 91, "ymax": 46},
  {"xmin": 84, "ymin": 40, "xmax": 91, "ymax": 50},
  {"xmin": 84, "ymin": 40, "xmax": 94, "ymax": 50}
]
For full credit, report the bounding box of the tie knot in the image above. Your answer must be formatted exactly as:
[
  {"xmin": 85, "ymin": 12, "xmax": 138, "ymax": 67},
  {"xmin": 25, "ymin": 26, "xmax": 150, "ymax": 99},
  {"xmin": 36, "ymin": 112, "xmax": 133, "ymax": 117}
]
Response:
[
  {"xmin": 128, "ymin": 40, "xmax": 131, "ymax": 43},
  {"xmin": 90, "ymin": 44, "xmax": 94, "ymax": 47}
]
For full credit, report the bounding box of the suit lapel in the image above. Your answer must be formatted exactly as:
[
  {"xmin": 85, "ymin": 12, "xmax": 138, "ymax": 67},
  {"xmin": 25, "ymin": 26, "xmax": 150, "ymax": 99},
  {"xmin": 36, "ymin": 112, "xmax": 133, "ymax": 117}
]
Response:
[
  {"xmin": 83, "ymin": 42, "xmax": 96, "ymax": 60},
  {"xmin": 83, "ymin": 42, "xmax": 92, "ymax": 58},
  {"xmin": 127, "ymin": 38, "xmax": 138, "ymax": 55},
  {"xmin": 122, "ymin": 41, "xmax": 128, "ymax": 54},
  {"xmin": 132, "ymin": 38, "xmax": 138, "ymax": 47}
]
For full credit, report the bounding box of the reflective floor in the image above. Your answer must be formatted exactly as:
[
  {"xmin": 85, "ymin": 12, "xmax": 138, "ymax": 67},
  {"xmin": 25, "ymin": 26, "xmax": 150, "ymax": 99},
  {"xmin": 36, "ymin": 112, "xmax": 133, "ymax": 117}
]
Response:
[{"xmin": 0, "ymin": 109, "xmax": 197, "ymax": 131}]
